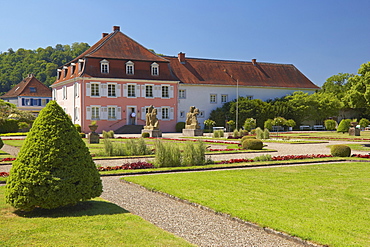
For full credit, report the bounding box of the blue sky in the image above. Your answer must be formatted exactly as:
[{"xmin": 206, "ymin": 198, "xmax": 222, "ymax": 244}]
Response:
[{"xmin": 0, "ymin": 0, "xmax": 369, "ymax": 86}]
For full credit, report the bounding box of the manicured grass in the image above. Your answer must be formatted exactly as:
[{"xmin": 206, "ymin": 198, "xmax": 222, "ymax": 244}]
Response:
[
  {"xmin": 0, "ymin": 150, "xmax": 15, "ymax": 159},
  {"xmin": 0, "ymin": 186, "xmax": 193, "ymax": 246},
  {"xmin": 2, "ymin": 140, "xmax": 24, "ymax": 147},
  {"xmin": 124, "ymin": 163, "xmax": 370, "ymax": 246},
  {"xmin": 274, "ymin": 130, "xmax": 370, "ymax": 140},
  {"xmin": 343, "ymin": 143, "xmax": 370, "ymax": 151}
]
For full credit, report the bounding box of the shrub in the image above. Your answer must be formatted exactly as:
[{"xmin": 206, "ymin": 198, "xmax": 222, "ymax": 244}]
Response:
[
  {"xmin": 102, "ymin": 130, "xmax": 115, "ymax": 139},
  {"xmin": 18, "ymin": 122, "xmax": 29, "ymax": 130},
  {"xmin": 253, "ymin": 154, "xmax": 272, "ymax": 162},
  {"xmin": 175, "ymin": 122, "xmax": 185, "ymax": 132},
  {"xmin": 255, "ymin": 127, "xmax": 264, "ymax": 139},
  {"xmin": 359, "ymin": 118, "xmax": 370, "ymax": 128},
  {"xmin": 285, "ymin": 119, "xmax": 296, "ymax": 129},
  {"xmin": 213, "ymin": 130, "xmax": 224, "ymax": 138},
  {"xmin": 330, "ymin": 144, "xmax": 351, "ymax": 157},
  {"xmin": 126, "ymin": 138, "xmax": 151, "ymax": 156},
  {"xmin": 0, "ymin": 138, "xmax": 3, "ymax": 149},
  {"xmin": 337, "ymin": 119, "xmax": 351, "ymax": 133},
  {"xmin": 240, "ymin": 135, "xmax": 256, "ymax": 144},
  {"xmin": 5, "ymin": 101, "xmax": 102, "ymax": 211},
  {"xmin": 324, "ymin": 119, "xmax": 337, "ymax": 131},
  {"xmin": 154, "ymin": 140, "xmax": 181, "ymax": 167},
  {"xmin": 242, "ymin": 139, "xmax": 263, "ymax": 150},
  {"xmin": 0, "ymin": 119, "xmax": 19, "ymax": 133},
  {"xmin": 263, "ymin": 128, "xmax": 270, "ymax": 139},
  {"xmin": 141, "ymin": 132, "xmax": 150, "ymax": 138},
  {"xmin": 74, "ymin": 124, "xmax": 82, "ymax": 133},
  {"xmin": 233, "ymin": 129, "xmax": 240, "ymax": 138},
  {"xmin": 240, "ymin": 129, "xmax": 249, "ymax": 136}
]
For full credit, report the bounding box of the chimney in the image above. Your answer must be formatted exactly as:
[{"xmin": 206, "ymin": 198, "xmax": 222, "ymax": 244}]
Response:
[
  {"xmin": 113, "ymin": 26, "xmax": 120, "ymax": 32},
  {"xmin": 252, "ymin": 59, "xmax": 257, "ymax": 65},
  {"xmin": 178, "ymin": 52, "xmax": 186, "ymax": 64},
  {"xmin": 102, "ymin": 33, "xmax": 109, "ymax": 38}
]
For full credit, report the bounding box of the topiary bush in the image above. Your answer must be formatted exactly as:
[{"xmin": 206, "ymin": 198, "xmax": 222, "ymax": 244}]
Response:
[
  {"xmin": 242, "ymin": 139, "xmax": 263, "ymax": 150},
  {"xmin": 337, "ymin": 119, "xmax": 351, "ymax": 133},
  {"xmin": 263, "ymin": 128, "xmax": 270, "ymax": 139},
  {"xmin": 5, "ymin": 101, "xmax": 102, "ymax": 211},
  {"xmin": 0, "ymin": 137, "xmax": 3, "ymax": 149},
  {"xmin": 255, "ymin": 127, "xmax": 264, "ymax": 139},
  {"xmin": 175, "ymin": 122, "xmax": 185, "ymax": 132},
  {"xmin": 330, "ymin": 144, "xmax": 351, "ymax": 157},
  {"xmin": 324, "ymin": 119, "xmax": 337, "ymax": 131},
  {"xmin": 141, "ymin": 132, "xmax": 150, "ymax": 138}
]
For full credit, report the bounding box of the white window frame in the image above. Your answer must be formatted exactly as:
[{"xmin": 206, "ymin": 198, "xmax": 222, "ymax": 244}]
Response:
[
  {"xmin": 90, "ymin": 83, "xmax": 100, "ymax": 97},
  {"xmin": 179, "ymin": 89, "xmax": 186, "ymax": 99},
  {"xmin": 62, "ymin": 86, "xmax": 67, "ymax": 100},
  {"xmin": 78, "ymin": 59, "xmax": 84, "ymax": 72},
  {"xmin": 151, "ymin": 62, "xmax": 159, "ymax": 76},
  {"xmin": 100, "ymin": 59, "xmax": 109, "ymax": 74},
  {"xmin": 145, "ymin": 85, "xmax": 154, "ymax": 98},
  {"xmin": 126, "ymin": 61, "xmax": 134, "ymax": 75},
  {"xmin": 162, "ymin": 107, "xmax": 170, "ymax": 120},
  {"xmin": 107, "ymin": 83, "xmax": 117, "ymax": 97},
  {"xmin": 161, "ymin": 85, "xmax": 169, "ymax": 98},
  {"xmin": 180, "ymin": 111, "xmax": 185, "ymax": 118},
  {"xmin": 210, "ymin": 94, "xmax": 217, "ymax": 103},
  {"xmin": 108, "ymin": 106, "xmax": 117, "ymax": 120},
  {"xmin": 221, "ymin": 94, "xmax": 228, "ymax": 103},
  {"xmin": 127, "ymin": 84, "xmax": 136, "ymax": 97},
  {"xmin": 91, "ymin": 106, "xmax": 100, "ymax": 120}
]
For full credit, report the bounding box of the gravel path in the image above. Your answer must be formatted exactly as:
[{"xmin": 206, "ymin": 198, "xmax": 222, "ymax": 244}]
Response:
[{"xmin": 101, "ymin": 177, "xmax": 307, "ymax": 247}]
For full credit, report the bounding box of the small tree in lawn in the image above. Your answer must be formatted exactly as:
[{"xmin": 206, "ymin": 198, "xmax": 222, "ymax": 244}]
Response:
[
  {"xmin": 359, "ymin": 118, "xmax": 370, "ymax": 129},
  {"xmin": 6, "ymin": 101, "xmax": 102, "ymax": 211},
  {"xmin": 204, "ymin": 119, "xmax": 216, "ymax": 133},
  {"xmin": 324, "ymin": 119, "xmax": 337, "ymax": 131},
  {"xmin": 243, "ymin": 118, "xmax": 256, "ymax": 132}
]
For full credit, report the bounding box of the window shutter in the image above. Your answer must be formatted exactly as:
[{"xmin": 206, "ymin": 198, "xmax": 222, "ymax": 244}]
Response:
[
  {"xmin": 101, "ymin": 106, "xmax": 108, "ymax": 120},
  {"xmin": 169, "ymin": 86, "xmax": 174, "ymax": 98},
  {"xmin": 170, "ymin": 107, "xmax": 174, "ymax": 120},
  {"xmin": 136, "ymin": 85, "xmax": 141, "ymax": 97},
  {"xmin": 157, "ymin": 107, "xmax": 162, "ymax": 120},
  {"xmin": 86, "ymin": 83, "xmax": 91, "ymax": 96},
  {"xmin": 123, "ymin": 85, "xmax": 128, "ymax": 97},
  {"xmin": 86, "ymin": 106, "xmax": 91, "ymax": 120},
  {"xmin": 141, "ymin": 85, "xmax": 145, "ymax": 97},
  {"xmin": 116, "ymin": 84, "xmax": 121, "ymax": 97},
  {"xmin": 101, "ymin": 84, "xmax": 107, "ymax": 97},
  {"xmin": 117, "ymin": 107, "xmax": 122, "ymax": 119},
  {"xmin": 141, "ymin": 107, "xmax": 146, "ymax": 120}
]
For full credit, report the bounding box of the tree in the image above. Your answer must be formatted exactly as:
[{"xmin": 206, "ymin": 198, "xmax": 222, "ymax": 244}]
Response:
[
  {"xmin": 6, "ymin": 101, "xmax": 102, "ymax": 211},
  {"xmin": 243, "ymin": 118, "xmax": 256, "ymax": 131},
  {"xmin": 204, "ymin": 119, "xmax": 215, "ymax": 132},
  {"xmin": 344, "ymin": 62, "xmax": 370, "ymax": 109},
  {"xmin": 321, "ymin": 73, "xmax": 353, "ymax": 106}
]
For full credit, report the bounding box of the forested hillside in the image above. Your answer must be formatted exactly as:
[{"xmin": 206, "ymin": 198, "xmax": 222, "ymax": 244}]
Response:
[{"xmin": 0, "ymin": 43, "xmax": 90, "ymax": 94}]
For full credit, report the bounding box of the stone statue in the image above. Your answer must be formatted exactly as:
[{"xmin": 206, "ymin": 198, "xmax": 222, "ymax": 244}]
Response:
[
  {"xmin": 185, "ymin": 106, "xmax": 200, "ymax": 129},
  {"xmin": 144, "ymin": 105, "xmax": 159, "ymax": 130}
]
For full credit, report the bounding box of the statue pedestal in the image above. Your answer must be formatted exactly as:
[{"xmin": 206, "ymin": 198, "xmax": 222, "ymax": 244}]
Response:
[
  {"xmin": 182, "ymin": 129, "xmax": 203, "ymax": 137},
  {"xmin": 142, "ymin": 129, "xmax": 162, "ymax": 137},
  {"xmin": 349, "ymin": 127, "xmax": 360, "ymax": 136},
  {"xmin": 88, "ymin": 132, "xmax": 100, "ymax": 144}
]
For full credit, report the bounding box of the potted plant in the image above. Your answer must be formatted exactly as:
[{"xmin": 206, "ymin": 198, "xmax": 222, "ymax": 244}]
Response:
[{"xmin": 88, "ymin": 121, "xmax": 98, "ymax": 132}]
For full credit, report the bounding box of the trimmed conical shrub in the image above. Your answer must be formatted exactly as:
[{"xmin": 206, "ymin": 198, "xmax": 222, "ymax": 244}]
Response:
[{"xmin": 6, "ymin": 101, "xmax": 102, "ymax": 211}]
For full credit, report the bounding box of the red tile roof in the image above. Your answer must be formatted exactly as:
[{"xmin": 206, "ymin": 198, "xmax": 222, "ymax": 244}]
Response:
[
  {"xmin": 1, "ymin": 75, "xmax": 52, "ymax": 98},
  {"xmin": 73, "ymin": 28, "xmax": 168, "ymax": 62},
  {"xmin": 163, "ymin": 55, "xmax": 319, "ymax": 89}
]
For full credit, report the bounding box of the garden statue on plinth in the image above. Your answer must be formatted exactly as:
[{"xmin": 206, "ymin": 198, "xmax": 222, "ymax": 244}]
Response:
[
  {"xmin": 183, "ymin": 106, "xmax": 203, "ymax": 136},
  {"xmin": 88, "ymin": 121, "xmax": 100, "ymax": 144},
  {"xmin": 349, "ymin": 121, "xmax": 360, "ymax": 136},
  {"xmin": 142, "ymin": 105, "xmax": 162, "ymax": 137}
]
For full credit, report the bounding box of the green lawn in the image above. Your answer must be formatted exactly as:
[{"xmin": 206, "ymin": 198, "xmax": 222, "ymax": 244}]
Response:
[
  {"xmin": 124, "ymin": 163, "xmax": 370, "ymax": 247},
  {"xmin": 0, "ymin": 186, "xmax": 193, "ymax": 246},
  {"xmin": 273, "ymin": 130, "xmax": 370, "ymax": 140}
]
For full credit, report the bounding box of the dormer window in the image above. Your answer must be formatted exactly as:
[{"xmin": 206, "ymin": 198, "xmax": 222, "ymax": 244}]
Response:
[
  {"xmin": 78, "ymin": 59, "xmax": 84, "ymax": 72},
  {"xmin": 126, "ymin": 61, "xmax": 134, "ymax": 75},
  {"xmin": 57, "ymin": 69, "xmax": 62, "ymax": 80},
  {"xmin": 100, "ymin": 59, "xmax": 109, "ymax": 74},
  {"xmin": 63, "ymin": 66, "xmax": 68, "ymax": 78},
  {"xmin": 30, "ymin": 87, "xmax": 36, "ymax": 93},
  {"xmin": 70, "ymin": 63, "xmax": 76, "ymax": 75},
  {"xmin": 151, "ymin": 62, "xmax": 159, "ymax": 76}
]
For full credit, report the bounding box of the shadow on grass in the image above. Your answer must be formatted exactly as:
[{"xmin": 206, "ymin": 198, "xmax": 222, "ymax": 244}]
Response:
[{"xmin": 14, "ymin": 199, "xmax": 129, "ymax": 218}]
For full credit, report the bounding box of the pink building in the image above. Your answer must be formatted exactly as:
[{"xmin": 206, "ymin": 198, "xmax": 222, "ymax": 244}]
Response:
[{"xmin": 51, "ymin": 26, "xmax": 178, "ymax": 133}]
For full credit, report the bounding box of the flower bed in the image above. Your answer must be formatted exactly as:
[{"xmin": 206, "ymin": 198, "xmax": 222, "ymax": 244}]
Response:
[
  {"xmin": 97, "ymin": 161, "xmax": 154, "ymax": 171},
  {"xmin": 219, "ymin": 154, "xmax": 333, "ymax": 164},
  {"xmin": 0, "ymin": 172, "xmax": 9, "ymax": 177},
  {"xmin": 0, "ymin": 158, "xmax": 16, "ymax": 162}
]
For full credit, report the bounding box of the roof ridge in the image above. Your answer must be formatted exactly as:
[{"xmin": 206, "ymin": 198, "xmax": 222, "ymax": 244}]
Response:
[{"xmin": 84, "ymin": 31, "xmax": 118, "ymax": 57}]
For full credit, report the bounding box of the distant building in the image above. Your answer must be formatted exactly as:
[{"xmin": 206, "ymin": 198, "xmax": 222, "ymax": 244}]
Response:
[
  {"xmin": 51, "ymin": 26, "xmax": 319, "ymax": 133},
  {"xmin": 0, "ymin": 74, "xmax": 52, "ymax": 115}
]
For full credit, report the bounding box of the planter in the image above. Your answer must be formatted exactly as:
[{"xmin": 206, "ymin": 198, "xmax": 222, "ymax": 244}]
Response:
[{"xmin": 89, "ymin": 125, "xmax": 98, "ymax": 132}]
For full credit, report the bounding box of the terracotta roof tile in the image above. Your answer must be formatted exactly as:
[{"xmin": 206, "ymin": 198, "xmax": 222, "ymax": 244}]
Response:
[{"xmin": 164, "ymin": 56, "xmax": 319, "ymax": 89}]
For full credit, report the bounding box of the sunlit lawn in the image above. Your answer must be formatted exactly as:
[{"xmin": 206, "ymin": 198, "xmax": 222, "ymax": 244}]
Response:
[
  {"xmin": 274, "ymin": 130, "xmax": 370, "ymax": 140},
  {"xmin": 124, "ymin": 162, "xmax": 370, "ymax": 247},
  {"xmin": 0, "ymin": 186, "xmax": 193, "ymax": 246}
]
